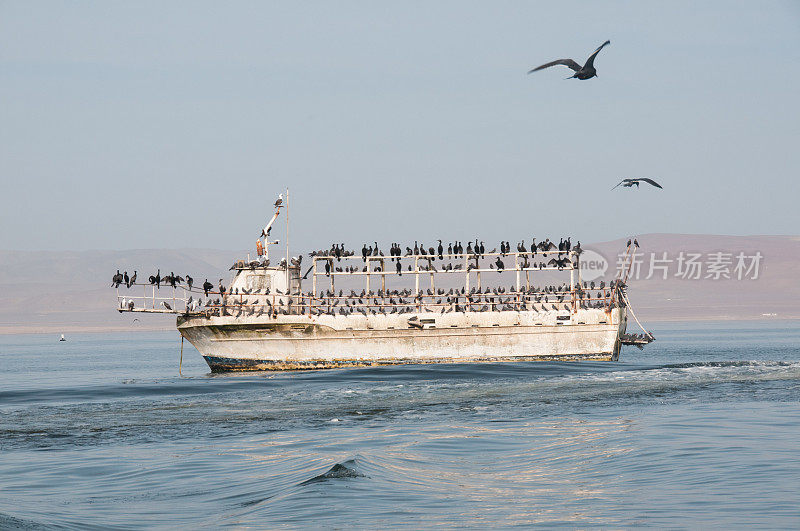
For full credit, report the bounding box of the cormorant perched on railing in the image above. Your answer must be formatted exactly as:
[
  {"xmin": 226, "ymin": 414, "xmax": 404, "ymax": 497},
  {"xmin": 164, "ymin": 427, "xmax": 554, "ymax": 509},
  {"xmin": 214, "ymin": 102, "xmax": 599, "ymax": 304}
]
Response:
[
  {"xmin": 147, "ymin": 269, "xmax": 161, "ymax": 288},
  {"xmin": 127, "ymin": 271, "xmax": 137, "ymax": 288},
  {"xmin": 528, "ymin": 40, "xmax": 610, "ymax": 80},
  {"xmin": 112, "ymin": 270, "xmax": 123, "ymax": 288},
  {"xmin": 202, "ymin": 279, "xmax": 212, "ymax": 297}
]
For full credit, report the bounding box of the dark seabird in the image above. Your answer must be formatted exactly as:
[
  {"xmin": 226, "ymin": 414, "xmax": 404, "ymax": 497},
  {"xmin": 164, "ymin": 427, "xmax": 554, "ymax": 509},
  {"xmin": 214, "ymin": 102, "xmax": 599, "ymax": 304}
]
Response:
[
  {"xmin": 612, "ymin": 178, "xmax": 663, "ymax": 190},
  {"xmin": 528, "ymin": 40, "xmax": 611, "ymax": 80},
  {"xmin": 274, "ymin": 193, "xmax": 283, "ymax": 208}
]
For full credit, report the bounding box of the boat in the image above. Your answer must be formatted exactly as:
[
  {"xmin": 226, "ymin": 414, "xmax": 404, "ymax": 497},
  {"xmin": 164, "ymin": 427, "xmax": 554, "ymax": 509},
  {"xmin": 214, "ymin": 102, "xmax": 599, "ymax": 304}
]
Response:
[{"xmin": 114, "ymin": 191, "xmax": 651, "ymax": 371}]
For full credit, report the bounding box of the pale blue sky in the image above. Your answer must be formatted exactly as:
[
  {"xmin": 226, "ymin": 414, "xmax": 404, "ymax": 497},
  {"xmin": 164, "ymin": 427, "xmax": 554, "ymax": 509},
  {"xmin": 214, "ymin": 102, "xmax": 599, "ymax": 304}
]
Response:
[{"xmin": 1, "ymin": 1, "xmax": 798, "ymax": 252}]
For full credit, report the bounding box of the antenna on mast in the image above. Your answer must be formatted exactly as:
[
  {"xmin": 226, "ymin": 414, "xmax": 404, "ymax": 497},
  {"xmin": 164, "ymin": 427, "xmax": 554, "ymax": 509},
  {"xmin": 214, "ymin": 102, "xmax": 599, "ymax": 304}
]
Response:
[{"xmin": 258, "ymin": 192, "xmax": 285, "ymax": 262}]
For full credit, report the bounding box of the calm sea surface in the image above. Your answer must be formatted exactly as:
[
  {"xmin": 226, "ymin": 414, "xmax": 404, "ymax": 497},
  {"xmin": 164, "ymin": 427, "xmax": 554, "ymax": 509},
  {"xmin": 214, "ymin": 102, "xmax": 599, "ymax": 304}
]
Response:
[{"xmin": 1, "ymin": 322, "xmax": 799, "ymax": 529}]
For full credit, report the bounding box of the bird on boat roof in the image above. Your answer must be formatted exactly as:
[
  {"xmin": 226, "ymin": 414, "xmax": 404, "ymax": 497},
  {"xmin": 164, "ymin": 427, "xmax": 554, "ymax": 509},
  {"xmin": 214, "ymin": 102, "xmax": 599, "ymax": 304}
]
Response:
[
  {"xmin": 528, "ymin": 40, "xmax": 610, "ymax": 80},
  {"xmin": 612, "ymin": 178, "xmax": 663, "ymax": 190}
]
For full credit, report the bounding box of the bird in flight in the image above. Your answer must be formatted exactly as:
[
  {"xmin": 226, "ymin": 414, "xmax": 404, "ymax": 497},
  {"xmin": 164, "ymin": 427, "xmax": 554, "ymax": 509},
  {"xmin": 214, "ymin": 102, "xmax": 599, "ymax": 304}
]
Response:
[
  {"xmin": 612, "ymin": 178, "xmax": 664, "ymax": 190},
  {"xmin": 528, "ymin": 40, "xmax": 611, "ymax": 80}
]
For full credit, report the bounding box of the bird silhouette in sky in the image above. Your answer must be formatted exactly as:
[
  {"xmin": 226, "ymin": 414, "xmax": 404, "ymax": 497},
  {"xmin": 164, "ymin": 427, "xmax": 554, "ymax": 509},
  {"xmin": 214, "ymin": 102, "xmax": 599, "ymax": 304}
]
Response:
[
  {"xmin": 528, "ymin": 40, "xmax": 611, "ymax": 80},
  {"xmin": 612, "ymin": 178, "xmax": 663, "ymax": 190}
]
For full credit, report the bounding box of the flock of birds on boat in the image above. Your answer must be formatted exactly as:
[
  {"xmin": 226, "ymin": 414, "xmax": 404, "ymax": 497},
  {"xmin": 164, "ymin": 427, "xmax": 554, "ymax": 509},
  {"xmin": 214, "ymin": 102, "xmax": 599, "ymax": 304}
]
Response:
[
  {"xmin": 112, "ymin": 234, "xmax": 626, "ymax": 316},
  {"xmin": 306, "ymin": 238, "xmax": 582, "ymax": 276},
  {"xmin": 120, "ymin": 279, "xmax": 621, "ymax": 318}
]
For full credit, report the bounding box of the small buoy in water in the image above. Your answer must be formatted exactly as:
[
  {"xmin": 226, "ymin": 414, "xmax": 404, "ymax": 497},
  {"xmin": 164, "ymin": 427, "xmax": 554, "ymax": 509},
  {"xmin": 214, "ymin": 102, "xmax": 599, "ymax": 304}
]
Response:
[
  {"xmin": 59, "ymin": 334, "xmax": 66, "ymax": 342},
  {"xmin": 330, "ymin": 418, "xmax": 340, "ymax": 423}
]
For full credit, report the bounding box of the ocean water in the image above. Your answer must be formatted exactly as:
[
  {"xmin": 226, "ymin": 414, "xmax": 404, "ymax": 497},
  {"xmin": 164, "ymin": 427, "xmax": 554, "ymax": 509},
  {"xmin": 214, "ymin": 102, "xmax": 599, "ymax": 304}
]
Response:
[{"xmin": 1, "ymin": 322, "xmax": 799, "ymax": 529}]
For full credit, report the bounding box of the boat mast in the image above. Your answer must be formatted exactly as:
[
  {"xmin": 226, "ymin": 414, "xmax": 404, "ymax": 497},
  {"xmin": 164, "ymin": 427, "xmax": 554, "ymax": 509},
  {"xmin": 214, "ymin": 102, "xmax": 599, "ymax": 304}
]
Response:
[{"xmin": 285, "ymin": 188, "xmax": 290, "ymax": 294}]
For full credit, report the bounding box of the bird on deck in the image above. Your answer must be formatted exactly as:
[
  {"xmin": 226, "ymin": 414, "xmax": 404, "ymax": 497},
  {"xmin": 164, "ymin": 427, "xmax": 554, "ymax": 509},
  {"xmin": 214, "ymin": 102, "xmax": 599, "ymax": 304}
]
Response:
[
  {"xmin": 274, "ymin": 194, "xmax": 283, "ymax": 208},
  {"xmin": 186, "ymin": 275, "xmax": 193, "ymax": 290},
  {"xmin": 528, "ymin": 40, "xmax": 611, "ymax": 80},
  {"xmin": 612, "ymin": 178, "xmax": 663, "ymax": 190},
  {"xmin": 127, "ymin": 271, "xmax": 137, "ymax": 288},
  {"xmin": 123, "ymin": 271, "xmax": 129, "ymax": 287},
  {"xmin": 161, "ymin": 301, "xmax": 172, "ymax": 311},
  {"xmin": 218, "ymin": 279, "xmax": 226, "ymax": 296},
  {"xmin": 112, "ymin": 270, "xmax": 123, "ymax": 288},
  {"xmin": 202, "ymin": 279, "xmax": 213, "ymax": 297},
  {"xmin": 495, "ymin": 257, "xmax": 505, "ymax": 271}
]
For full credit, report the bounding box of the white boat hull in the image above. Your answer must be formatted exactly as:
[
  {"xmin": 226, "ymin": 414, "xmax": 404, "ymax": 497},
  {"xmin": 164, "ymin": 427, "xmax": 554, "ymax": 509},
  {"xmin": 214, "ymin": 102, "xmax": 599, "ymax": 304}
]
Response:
[{"xmin": 177, "ymin": 307, "xmax": 627, "ymax": 371}]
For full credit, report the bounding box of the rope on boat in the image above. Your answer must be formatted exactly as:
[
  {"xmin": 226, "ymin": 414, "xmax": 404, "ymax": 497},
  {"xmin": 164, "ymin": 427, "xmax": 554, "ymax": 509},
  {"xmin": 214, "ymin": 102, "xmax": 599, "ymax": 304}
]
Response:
[
  {"xmin": 620, "ymin": 290, "xmax": 653, "ymax": 339},
  {"xmin": 179, "ymin": 335, "xmax": 184, "ymax": 377}
]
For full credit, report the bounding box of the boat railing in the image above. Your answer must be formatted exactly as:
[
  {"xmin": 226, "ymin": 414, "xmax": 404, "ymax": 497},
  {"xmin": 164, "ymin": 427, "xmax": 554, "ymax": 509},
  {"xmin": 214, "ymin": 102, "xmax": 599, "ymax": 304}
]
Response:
[
  {"xmin": 309, "ymin": 249, "xmax": 582, "ymax": 296},
  {"xmin": 115, "ymin": 283, "xmax": 190, "ymax": 313},
  {"xmin": 116, "ymin": 281, "xmax": 618, "ymax": 316},
  {"xmin": 172, "ymin": 288, "xmax": 617, "ymax": 316}
]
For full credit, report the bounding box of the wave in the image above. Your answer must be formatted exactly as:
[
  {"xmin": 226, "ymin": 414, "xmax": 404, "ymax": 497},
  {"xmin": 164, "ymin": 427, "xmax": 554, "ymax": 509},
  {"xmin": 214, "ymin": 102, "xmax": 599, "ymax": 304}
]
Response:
[{"xmin": 299, "ymin": 459, "xmax": 367, "ymax": 485}]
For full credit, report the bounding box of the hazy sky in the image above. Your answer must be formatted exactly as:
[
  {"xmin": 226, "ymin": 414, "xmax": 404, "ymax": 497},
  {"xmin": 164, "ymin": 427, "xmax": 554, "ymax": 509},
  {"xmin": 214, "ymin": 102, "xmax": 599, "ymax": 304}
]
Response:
[{"xmin": 2, "ymin": 1, "xmax": 799, "ymax": 253}]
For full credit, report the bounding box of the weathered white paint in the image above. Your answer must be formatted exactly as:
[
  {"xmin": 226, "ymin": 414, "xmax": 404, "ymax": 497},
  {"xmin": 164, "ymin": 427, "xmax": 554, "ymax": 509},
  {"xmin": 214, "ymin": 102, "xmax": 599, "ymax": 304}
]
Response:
[{"xmin": 177, "ymin": 307, "xmax": 627, "ymax": 370}]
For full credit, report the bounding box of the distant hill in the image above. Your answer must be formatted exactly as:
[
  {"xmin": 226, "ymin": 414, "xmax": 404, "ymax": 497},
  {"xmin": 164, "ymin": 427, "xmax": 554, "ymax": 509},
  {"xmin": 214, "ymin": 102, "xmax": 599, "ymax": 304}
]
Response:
[
  {"xmin": 588, "ymin": 234, "xmax": 800, "ymax": 323},
  {"xmin": 1, "ymin": 234, "xmax": 798, "ymax": 334}
]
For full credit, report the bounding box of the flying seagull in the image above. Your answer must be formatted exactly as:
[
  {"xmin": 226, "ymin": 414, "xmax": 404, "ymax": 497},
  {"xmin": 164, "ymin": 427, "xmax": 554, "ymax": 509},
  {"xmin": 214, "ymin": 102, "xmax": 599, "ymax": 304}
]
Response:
[
  {"xmin": 528, "ymin": 40, "xmax": 611, "ymax": 80},
  {"xmin": 612, "ymin": 178, "xmax": 663, "ymax": 190}
]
